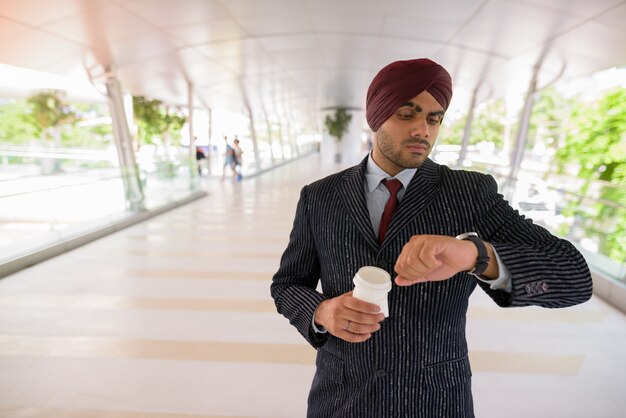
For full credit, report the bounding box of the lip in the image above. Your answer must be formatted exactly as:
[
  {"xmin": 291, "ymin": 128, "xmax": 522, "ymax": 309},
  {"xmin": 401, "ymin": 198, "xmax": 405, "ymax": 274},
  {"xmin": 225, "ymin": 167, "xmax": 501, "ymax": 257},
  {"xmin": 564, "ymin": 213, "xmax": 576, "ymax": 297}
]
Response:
[{"xmin": 406, "ymin": 144, "xmax": 429, "ymax": 153}]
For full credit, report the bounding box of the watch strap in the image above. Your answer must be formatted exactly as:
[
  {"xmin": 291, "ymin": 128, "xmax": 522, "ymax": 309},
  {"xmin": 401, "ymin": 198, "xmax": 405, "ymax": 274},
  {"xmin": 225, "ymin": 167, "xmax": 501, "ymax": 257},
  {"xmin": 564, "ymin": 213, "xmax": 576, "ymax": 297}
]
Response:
[{"xmin": 456, "ymin": 233, "xmax": 490, "ymax": 276}]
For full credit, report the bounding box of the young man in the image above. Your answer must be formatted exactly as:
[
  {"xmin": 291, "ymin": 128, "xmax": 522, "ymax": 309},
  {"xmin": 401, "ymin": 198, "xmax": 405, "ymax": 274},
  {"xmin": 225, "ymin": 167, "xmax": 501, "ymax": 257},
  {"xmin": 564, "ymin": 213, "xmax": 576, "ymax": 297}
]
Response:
[{"xmin": 271, "ymin": 58, "xmax": 593, "ymax": 417}]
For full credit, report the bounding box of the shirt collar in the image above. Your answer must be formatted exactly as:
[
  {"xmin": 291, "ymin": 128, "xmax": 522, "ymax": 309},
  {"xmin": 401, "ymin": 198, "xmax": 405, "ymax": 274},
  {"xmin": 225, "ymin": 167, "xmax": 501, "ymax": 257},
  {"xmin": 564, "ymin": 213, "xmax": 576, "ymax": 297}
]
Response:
[{"xmin": 365, "ymin": 152, "xmax": 416, "ymax": 192}]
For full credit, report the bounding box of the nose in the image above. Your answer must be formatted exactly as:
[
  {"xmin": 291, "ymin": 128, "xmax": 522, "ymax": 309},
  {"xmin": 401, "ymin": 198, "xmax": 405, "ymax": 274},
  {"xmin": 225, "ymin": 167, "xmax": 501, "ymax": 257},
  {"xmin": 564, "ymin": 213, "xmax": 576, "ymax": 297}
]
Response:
[{"xmin": 410, "ymin": 117, "xmax": 429, "ymax": 139}]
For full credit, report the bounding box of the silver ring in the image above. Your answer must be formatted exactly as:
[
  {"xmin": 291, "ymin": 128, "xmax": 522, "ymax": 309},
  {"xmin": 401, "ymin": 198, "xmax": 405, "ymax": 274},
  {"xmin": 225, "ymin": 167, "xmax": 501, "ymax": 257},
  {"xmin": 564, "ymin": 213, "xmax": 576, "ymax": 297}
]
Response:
[{"xmin": 344, "ymin": 320, "xmax": 351, "ymax": 331}]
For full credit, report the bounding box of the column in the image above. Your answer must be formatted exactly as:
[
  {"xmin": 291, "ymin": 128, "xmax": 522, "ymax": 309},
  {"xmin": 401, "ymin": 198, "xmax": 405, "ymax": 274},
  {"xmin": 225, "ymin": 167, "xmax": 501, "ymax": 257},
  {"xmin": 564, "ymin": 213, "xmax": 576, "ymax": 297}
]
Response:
[
  {"xmin": 506, "ymin": 64, "xmax": 540, "ymax": 199},
  {"xmin": 456, "ymin": 86, "xmax": 479, "ymax": 168},
  {"xmin": 105, "ymin": 73, "xmax": 144, "ymax": 211},
  {"xmin": 188, "ymin": 81, "xmax": 197, "ymax": 179}
]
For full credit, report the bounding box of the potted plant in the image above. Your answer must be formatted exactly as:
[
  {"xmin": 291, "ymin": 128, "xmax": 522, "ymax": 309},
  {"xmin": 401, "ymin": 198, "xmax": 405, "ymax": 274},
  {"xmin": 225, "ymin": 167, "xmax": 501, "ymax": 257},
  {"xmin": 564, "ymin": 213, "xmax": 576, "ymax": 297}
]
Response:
[{"xmin": 324, "ymin": 107, "xmax": 352, "ymax": 163}]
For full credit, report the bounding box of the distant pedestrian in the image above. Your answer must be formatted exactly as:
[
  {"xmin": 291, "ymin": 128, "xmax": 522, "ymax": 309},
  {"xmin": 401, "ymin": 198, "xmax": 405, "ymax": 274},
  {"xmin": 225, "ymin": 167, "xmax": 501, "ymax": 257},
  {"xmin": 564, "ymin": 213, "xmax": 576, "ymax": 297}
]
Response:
[
  {"xmin": 222, "ymin": 136, "xmax": 236, "ymax": 182},
  {"xmin": 195, "ymin": 146, "xmax": 206, "ymax": 176},
  {"xmin": 232, "ymin": 138, "xmax": 243, "ymax": 181}
]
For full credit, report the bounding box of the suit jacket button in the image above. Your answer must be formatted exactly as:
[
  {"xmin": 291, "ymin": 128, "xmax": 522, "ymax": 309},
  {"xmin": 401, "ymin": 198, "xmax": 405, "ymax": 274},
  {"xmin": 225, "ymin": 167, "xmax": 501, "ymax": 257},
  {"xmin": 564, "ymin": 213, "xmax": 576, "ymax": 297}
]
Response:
[{"xmin": 376, "ymin": 369, "xmax": 387, "ymax": 377}]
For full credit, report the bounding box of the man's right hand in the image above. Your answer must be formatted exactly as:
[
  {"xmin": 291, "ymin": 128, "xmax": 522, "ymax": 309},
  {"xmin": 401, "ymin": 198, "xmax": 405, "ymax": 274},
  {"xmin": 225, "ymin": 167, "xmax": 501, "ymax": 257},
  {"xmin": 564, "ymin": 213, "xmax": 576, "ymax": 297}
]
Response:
[{"xmin": 314, "ymin": 291, "xmax": 385, "ymax": 343}]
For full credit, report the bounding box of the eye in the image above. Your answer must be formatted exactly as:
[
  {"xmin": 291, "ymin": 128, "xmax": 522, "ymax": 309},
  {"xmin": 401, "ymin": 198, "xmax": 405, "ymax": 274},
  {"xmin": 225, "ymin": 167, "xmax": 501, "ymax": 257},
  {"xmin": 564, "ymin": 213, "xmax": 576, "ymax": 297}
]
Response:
[
  {"xmin": 396, "ymin": 109, "xmax": 415, "ymax": 120},
  {"xmin": 427, "ymin": 117, "xmax": 442, "ymax": 125}
]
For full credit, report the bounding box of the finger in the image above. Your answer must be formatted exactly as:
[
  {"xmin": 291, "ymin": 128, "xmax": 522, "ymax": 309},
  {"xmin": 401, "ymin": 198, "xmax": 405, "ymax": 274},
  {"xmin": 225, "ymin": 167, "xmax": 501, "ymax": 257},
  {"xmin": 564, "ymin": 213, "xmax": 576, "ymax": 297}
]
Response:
[
  {"xmin": 395, "ymin": 255, "xmax": 429, "ymax": 282},
  {"xmin": 395, "ymin": 243, "xmax": 429, "ymax": 278},
  {"xmin": 347, "ymin": 310, "xmax": 386, "ymax": 326},
  {"xmin": 344, "ymin": 297, "xmax": 382, "ymax": 315},
  {"xmin": 396, "ymin": 245, "xmax": 443, "ymax": 281},
  {"xmin": 395, "ymin": 275, "xmax": 424, "ymax": 287},
  {"xmin": 344, "ymin": 320, "xmax": 382, "ymax": 335},
  {"xmin": 341, "ymin": 331, "xmax": 372, "ymax": 343},
  {"xmin": 418, "ymin": 242, "xmax": 442, "ymax": 271}
]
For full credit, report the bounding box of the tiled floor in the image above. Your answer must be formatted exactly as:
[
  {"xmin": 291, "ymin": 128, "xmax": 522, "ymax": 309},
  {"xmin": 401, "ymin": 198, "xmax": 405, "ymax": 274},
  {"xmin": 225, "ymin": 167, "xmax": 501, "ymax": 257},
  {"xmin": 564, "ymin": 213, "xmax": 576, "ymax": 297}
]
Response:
[{"xmin": 0, "ymin": 155, "xmax": 625, "ymax": 418}]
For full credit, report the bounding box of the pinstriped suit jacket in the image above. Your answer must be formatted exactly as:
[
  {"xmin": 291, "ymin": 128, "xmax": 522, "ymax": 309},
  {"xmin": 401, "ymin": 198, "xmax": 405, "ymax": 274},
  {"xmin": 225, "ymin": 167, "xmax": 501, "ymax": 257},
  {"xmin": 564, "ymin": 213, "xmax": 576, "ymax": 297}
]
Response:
[{"xmin": 271, "ymin": 157, "xmax": 592, "ymax": 418}]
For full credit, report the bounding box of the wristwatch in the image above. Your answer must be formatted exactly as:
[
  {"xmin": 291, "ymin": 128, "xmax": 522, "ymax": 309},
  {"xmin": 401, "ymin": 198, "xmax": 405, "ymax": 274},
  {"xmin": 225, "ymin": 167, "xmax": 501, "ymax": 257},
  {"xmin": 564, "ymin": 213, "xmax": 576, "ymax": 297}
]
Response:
[{"xmin": 455, "ymin": 232, "xmax": 490, "ymax": 276}]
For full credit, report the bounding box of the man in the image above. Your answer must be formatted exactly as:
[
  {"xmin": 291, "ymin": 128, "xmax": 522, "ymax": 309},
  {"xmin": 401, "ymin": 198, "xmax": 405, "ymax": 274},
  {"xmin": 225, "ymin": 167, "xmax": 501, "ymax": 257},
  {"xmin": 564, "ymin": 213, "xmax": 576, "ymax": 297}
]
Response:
[
  {"xmin": 222, "ymin": 135, "xmax": 236, "ymax": 182},
  {"xmin": 195, "ymin": 145, "xmax": 206, "ymax": 176},
  {"xmin": 271, "ymin": 58, "xmax": 592, "ymax": 418}
]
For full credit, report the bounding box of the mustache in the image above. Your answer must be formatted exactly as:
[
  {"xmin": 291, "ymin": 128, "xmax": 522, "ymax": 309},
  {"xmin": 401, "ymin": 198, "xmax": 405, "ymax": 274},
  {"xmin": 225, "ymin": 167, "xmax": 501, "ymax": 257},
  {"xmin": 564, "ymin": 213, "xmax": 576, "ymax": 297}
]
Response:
[{"xmin": 402, "ymin": 138, "xmax": 431, "ymax": 148}]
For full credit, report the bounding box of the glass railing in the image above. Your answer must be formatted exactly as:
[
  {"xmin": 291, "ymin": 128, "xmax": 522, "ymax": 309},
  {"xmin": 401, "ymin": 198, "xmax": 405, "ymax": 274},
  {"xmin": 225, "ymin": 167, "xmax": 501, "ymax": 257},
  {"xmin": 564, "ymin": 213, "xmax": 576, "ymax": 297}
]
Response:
[
  {"xmin": 0, "ymin": 156, "xmax": 128, "ymax": 263},
  {"xmin": 0, "ymin": 139, "xmax": 317, "ymax": 271},
  {"xmin": 433, "ymin": 148, "xmax": 626, "ymax": 283},
  {"xmin": 0, "ymin": 144, "xmax": 203, "ymax": 267}
]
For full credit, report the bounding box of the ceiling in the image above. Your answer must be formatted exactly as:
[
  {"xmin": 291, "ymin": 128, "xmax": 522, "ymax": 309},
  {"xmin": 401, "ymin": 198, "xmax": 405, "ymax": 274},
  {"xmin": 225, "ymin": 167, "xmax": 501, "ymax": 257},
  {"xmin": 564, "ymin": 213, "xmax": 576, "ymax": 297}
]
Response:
[{"xmin": 0, "ymin": 0, "xmax": 625, "ymax": 129}]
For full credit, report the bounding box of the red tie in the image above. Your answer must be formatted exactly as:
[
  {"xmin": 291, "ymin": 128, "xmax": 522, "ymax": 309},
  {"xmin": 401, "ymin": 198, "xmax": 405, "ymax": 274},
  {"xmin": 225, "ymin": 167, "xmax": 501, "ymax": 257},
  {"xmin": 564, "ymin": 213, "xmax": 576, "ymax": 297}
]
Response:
[{"xmin": 378, "ymin": 179, "xmax": 403, "ymax": 244}]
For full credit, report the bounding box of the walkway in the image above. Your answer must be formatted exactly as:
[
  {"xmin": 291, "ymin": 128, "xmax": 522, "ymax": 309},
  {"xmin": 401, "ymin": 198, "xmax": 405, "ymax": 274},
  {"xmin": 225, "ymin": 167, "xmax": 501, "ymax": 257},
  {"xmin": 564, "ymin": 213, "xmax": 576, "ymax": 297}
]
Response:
[{"xmin": 0, "ymin": 155, "xmax": 624, "ymax": 417}]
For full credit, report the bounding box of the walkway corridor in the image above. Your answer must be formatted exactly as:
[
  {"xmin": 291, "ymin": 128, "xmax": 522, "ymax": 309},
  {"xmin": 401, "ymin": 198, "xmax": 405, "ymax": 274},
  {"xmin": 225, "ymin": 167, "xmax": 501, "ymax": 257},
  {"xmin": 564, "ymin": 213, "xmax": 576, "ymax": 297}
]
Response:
[{"xmin": 0, "ymin": 155, "xmax": 625, "ymax": 418}]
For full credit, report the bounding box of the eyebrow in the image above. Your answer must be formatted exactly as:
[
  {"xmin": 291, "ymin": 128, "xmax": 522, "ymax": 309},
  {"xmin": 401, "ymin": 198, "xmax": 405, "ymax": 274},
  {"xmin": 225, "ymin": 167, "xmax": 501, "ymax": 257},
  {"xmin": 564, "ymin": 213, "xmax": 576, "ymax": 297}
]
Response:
[{"xmin": 401, "ymin": 101, "xmax": 445, "ymax": 117}]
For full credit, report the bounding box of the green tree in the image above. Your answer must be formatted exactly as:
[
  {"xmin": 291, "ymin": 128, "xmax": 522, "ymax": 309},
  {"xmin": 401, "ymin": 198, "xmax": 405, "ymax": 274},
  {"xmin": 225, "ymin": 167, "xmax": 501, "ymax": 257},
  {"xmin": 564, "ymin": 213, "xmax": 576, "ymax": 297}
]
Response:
[
  {"xmin": 555, "ymin": 88, "xmax": 626, "ymax": 261},
  {"xmin": 132, "ymin": 96, "xmax": 187, "ymax": 145},
  {"xmin": 22, "ymin": 91, "xmax": 79, "ymax": 172},
  {"xmin": 470, "ymin": 98, "xmax": 505, "ymax": 149},
  {"xmin": 25, "ymin": 90, "xmax": 78, "ymax": 142},
  {"xmin": 527, "ymin": 87, "xmax": 571, "ymax": 151},
  {"xmin": 132, "ymin": 96, "xmax": 164, "ymax": 145},
  {"xmin": 162, "ymin": 111, "xmax": 187, "ymax": 145},
  {"xmin": 0, "ymin": 100, "xmax": 37, "ymax": 144},
  {"xmin": 438, "ymin": 113, "xmax": 465, "ymax": 145}
]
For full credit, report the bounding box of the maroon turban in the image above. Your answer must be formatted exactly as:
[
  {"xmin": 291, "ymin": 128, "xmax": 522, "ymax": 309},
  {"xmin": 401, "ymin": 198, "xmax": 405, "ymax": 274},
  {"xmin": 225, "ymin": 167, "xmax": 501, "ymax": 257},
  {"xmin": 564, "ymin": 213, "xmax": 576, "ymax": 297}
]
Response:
[{"xmin": 366, "ymin": 58, "xmax": 453, "ymax": 131}]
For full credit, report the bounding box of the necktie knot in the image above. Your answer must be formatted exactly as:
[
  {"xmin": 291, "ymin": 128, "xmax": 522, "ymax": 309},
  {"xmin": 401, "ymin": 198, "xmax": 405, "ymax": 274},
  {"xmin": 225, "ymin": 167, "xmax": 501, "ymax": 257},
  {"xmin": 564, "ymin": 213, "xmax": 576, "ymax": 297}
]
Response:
[
  {"xmin": 378, "ymin": 179, "xmax": 403, "ymax": 244},
  {"xmin": 382, "ymin": 178, "xmax": 402, "ymax": 196}
]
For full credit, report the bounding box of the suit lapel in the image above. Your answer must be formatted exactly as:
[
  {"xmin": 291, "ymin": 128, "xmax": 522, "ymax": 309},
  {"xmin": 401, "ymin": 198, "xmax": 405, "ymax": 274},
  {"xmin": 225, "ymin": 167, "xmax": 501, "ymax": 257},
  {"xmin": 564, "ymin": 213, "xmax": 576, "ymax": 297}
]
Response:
[
  {"xmin": 381, "ymin": 159, "xmax": 442, "ymax": 248},
  {"xmin": 336, "ymin": 158, "xmax": 379, "ymax": 251}
]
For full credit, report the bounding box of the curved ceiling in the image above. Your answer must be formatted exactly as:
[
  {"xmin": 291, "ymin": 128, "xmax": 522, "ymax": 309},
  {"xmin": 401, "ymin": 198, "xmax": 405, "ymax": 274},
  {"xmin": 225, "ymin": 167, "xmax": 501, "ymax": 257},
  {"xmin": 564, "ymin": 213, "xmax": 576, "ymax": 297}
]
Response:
[{"xmin": 0, "ymin": 0, "xmax": 625, "ymax": 128}]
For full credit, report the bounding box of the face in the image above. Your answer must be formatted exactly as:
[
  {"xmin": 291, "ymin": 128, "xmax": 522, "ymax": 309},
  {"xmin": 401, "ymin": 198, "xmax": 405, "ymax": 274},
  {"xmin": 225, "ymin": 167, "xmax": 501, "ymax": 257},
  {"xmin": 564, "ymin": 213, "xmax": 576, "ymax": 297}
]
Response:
[{"xmin": 371, "ymin": 90, "xmax": 445, "ymax": 176}]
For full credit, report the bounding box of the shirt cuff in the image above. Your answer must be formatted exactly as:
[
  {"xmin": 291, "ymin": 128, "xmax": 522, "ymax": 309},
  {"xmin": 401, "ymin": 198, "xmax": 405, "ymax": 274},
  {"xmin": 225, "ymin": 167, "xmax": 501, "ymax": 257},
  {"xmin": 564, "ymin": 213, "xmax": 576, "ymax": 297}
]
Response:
[
  {"xmin": 474, "ymin": 244, "xmax": 512, "ymax": 292},
  {"xmin": 311, "ymin": 306, "xmax": 328, "ymax": 334}
]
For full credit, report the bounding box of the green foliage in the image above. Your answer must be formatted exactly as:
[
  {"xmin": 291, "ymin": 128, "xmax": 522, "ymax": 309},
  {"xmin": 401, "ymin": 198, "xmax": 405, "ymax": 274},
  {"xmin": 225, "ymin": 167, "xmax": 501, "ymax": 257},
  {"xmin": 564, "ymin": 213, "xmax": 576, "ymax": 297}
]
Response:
[
  {"xmin": 133, "ymin": 96, "xmax": 164, "ymax": 145},
  {"xmin": 439, "ymin": 99, "xmax": 506, "ymax": 148},
  {"xmin": 527, "ymin": 87, "xmax": 572, "ymax": 150},
  {"xmin": 555, "ymin": 88, "xmax": 626, "ymax": 261},
  {"xmin": 0, "ymin": 100, "xmax": 37, "ymax": 143},
  {"xmin": 61, "ymin": 123, "xmax": 113, "ymax": 148},
  {"xmin": 469, "ymin": 99, "xmax": 505, "ymax": 148},
  {"xmin": 1, "ymin": 98, "xmax": 113, "ymax": 149},
  {"xmin": 438, "ymin": 113, "xmax": 465, "ymax": 145},
  {"xmin": 133, "ymin": 96, "xmax": 187, "ymax": 145},
  {"xmin": 324, "ymin": 108, "xmax": 352, "ymax": 142},
  {"xmin": 25, "ymin": 90, "xmax": 78, "ymax": 139},
  {"xmin": 162, "ymin": 112, "xmax": 187, "ymax": 143},
  {"xmin": 556, "ymin": 88, "xmax": 626, "ymax": 182}
]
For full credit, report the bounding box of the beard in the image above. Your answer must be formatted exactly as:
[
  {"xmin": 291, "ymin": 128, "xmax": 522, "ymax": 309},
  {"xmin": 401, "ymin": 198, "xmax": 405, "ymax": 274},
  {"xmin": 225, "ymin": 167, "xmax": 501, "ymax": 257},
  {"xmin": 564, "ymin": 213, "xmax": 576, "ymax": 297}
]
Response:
[{"xmin": 376, "ymin": 127, "xmax": 432, "ymax": 169}]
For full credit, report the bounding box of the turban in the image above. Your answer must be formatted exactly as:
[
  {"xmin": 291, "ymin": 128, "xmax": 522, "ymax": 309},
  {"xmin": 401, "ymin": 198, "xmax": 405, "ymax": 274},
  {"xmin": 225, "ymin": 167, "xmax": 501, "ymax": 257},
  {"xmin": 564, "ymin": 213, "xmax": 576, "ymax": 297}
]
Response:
[{"xmin": 366, "ymin": 58, "xmax": 453, "ymax": 131}]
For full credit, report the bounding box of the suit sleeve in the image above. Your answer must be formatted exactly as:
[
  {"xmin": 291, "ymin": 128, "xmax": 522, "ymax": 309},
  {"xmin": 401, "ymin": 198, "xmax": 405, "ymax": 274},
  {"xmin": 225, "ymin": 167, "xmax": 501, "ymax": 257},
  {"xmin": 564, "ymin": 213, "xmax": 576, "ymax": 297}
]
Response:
[
  {"xmin": 271, "ymin": 186, "xmax": 328, "ymax": 348},
  {"xmin": 475, "ymin": 175, "xmax": 593, "ymax": 308}
]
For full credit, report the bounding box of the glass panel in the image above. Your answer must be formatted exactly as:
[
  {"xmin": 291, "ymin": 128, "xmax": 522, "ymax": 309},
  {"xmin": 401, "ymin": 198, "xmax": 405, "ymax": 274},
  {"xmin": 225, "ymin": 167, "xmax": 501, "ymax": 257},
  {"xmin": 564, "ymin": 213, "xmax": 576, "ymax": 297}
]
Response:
[{"xmin": 0, "ymin": 107, "xmax": 129, "ymax": 262}]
